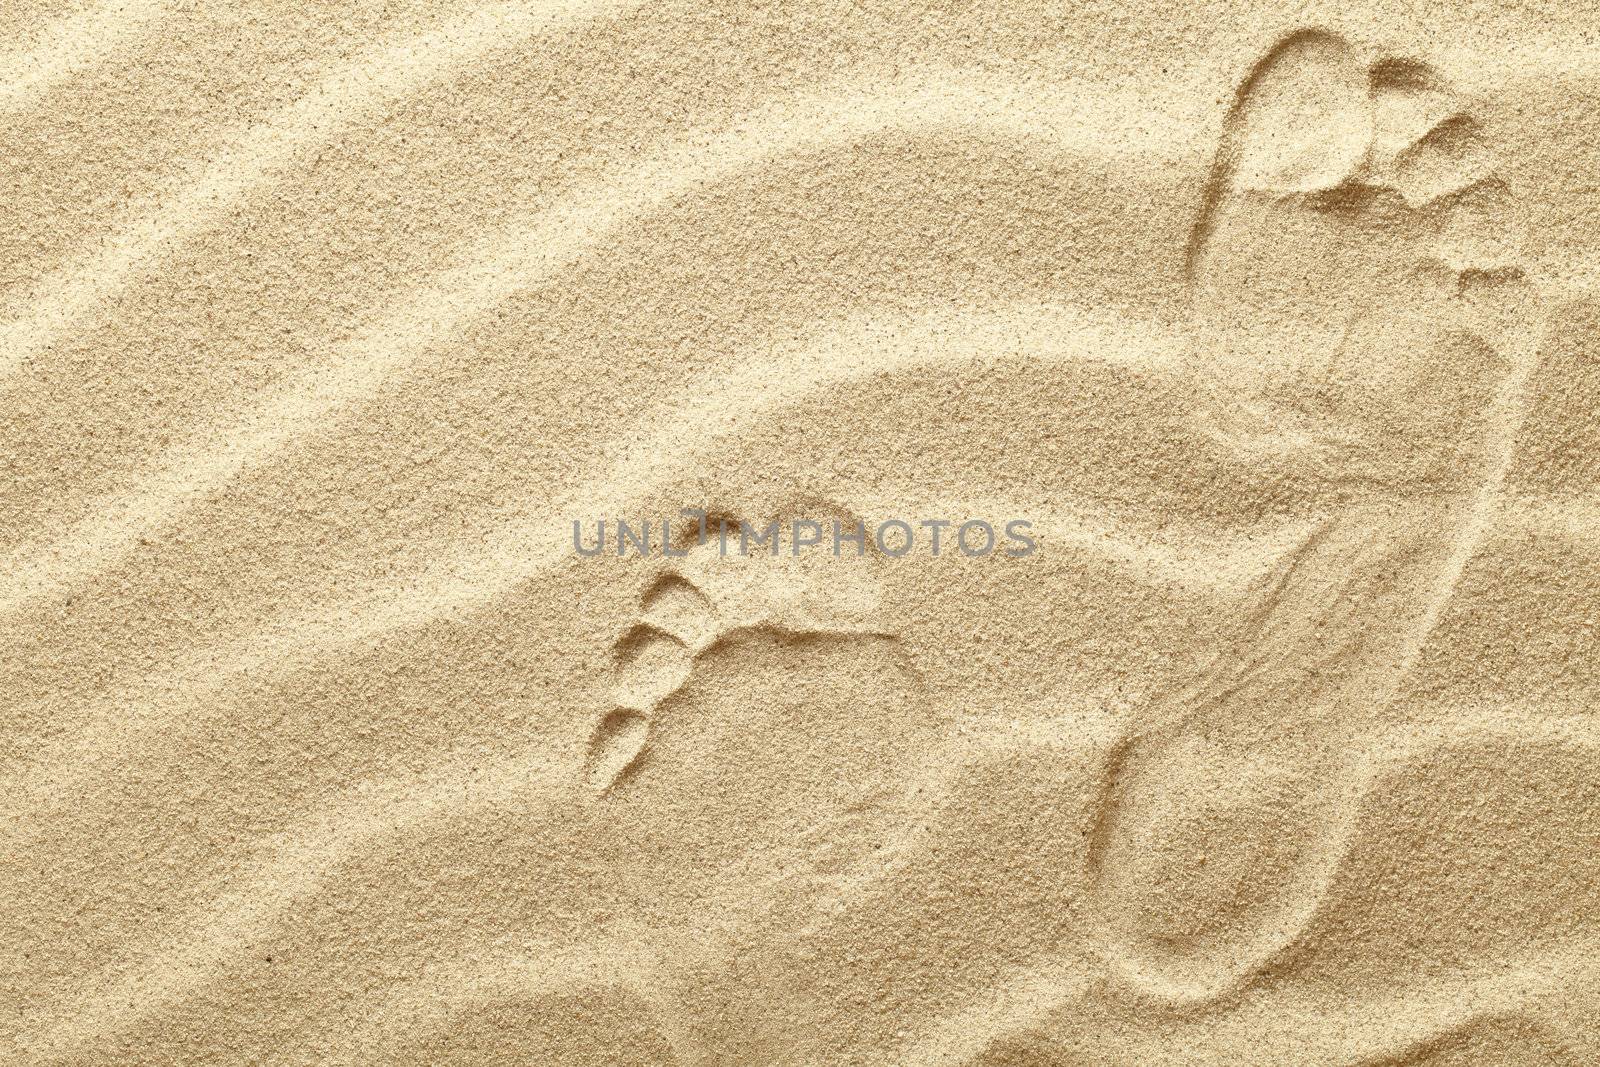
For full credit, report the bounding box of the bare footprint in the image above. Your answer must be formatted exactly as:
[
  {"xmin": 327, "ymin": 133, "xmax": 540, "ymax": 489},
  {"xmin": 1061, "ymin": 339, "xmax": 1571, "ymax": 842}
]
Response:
[
  {"xmin": 1186, "ymin": 28, "xmax": 1536, "ymax": 486},
  {"xmin": 1086, "ymin": 30, "xmax": 1545, "ymax": 1005},
  {"xmin": 583, "ymin": 506, "xmax": 893, "ymax": 794},
  {"xmin": 574, "ymin": 502, "xmax": 948, "ymax": 930}
]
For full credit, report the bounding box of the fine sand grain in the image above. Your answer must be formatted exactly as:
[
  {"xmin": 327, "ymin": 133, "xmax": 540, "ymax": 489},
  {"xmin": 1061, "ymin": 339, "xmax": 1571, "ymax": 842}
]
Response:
[{"xmin": 2, "ymin": 2, "xmax": 1598, "ymax": 1064}]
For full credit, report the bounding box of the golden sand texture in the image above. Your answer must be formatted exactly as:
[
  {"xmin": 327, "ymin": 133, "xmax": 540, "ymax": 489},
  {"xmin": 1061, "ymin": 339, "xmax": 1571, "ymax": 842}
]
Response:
[{"xmin": 2, "ymin": 1, "xmax": 1598, "ymax": 1063}]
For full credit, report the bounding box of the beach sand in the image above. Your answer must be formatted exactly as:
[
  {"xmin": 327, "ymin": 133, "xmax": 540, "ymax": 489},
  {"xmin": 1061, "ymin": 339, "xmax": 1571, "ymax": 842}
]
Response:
[{"xmin": 2, "ymin": 1, "xmax": 1598, "ymax": 1063}]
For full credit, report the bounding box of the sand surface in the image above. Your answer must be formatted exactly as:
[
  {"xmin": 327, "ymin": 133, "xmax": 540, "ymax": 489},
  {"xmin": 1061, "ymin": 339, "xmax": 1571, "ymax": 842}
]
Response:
[{"xmin": 2, "ymin": 1, "xmax": 1599, "ymax": 1064}]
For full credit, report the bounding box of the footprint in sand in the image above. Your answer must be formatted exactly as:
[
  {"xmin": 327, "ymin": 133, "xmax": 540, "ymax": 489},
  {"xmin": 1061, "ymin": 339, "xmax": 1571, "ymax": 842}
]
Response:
[
  {"xmin": 1184, "ymin": 29, "xmax": 1536, "ymax": 483},
  {"xmin": 582, "ymin": 504, "xmax": 919, "ymax": 808},
  {"xmin": 1085, "ymin": 30, "xmax": 1544, "ymax": 1005}
]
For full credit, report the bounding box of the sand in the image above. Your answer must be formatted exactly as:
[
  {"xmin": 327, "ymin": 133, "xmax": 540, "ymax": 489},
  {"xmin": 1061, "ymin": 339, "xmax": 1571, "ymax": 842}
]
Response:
[{"xmin": 1, "ymin": 1, "xmax": 1597, "ymax": 1064}]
